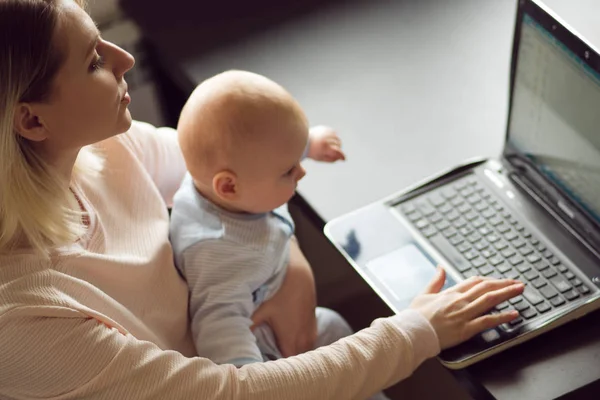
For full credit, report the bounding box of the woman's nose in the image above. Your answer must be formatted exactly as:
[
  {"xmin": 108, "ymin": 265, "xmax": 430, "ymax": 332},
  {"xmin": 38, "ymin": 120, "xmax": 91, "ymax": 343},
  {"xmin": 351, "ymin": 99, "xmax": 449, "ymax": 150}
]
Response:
[{"xmin": 107, "ymin": 41, "xmax": 135, "ymax": 79}]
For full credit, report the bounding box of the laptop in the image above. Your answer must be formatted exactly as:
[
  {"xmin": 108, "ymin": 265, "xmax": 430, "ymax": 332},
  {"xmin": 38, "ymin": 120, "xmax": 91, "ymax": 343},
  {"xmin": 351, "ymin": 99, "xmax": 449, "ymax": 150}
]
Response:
[{"xmin": 324, "ymin": 0, "xmax": 600, "ymax": 369}]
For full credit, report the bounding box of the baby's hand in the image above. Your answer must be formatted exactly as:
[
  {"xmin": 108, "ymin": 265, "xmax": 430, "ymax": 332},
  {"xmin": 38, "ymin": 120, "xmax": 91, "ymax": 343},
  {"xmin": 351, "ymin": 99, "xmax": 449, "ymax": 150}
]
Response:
[{"xmin": 307, "ymin": 125, "xmax": 346, "ymax": 162}]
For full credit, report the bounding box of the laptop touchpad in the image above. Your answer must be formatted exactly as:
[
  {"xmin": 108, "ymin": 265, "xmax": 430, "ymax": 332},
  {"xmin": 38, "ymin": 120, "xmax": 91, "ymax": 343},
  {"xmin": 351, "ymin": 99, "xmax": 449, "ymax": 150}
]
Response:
[{"xmin": 366, "ymin": 244, "xmax": 453, "ymax": 309}]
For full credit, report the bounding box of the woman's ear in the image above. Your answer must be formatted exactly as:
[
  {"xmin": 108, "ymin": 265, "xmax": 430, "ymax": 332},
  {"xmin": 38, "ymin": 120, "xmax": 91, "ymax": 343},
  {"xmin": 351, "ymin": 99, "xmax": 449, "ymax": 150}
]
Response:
[
  {"xmin": 13, "ymin": 103, "xmax": 49, "ymax": 142},
  {"xmin": 212, "ymin": 170, "xmax": 239, "ymax": 202}
]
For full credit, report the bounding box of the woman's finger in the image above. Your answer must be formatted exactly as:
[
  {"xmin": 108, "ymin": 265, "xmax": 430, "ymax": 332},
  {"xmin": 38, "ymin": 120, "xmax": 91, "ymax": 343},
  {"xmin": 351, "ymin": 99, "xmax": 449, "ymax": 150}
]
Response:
[
  {"xmin": 423, "ymin": 266, "xmax": 446, "ymax": 294},
  {"xmin": 465, "ymin": 309, "xmax": 520, "ymax": 337},
  {"xmin": 462, "ymin": 279, "xmax": 523, "ymax": 302},
  {"xmin": 462, "ymin": 283, "xmax": 525, "ymax": 319},
  {"xmin": 445, "ymin": 275, "xmax": 488, "ymax": 293}
]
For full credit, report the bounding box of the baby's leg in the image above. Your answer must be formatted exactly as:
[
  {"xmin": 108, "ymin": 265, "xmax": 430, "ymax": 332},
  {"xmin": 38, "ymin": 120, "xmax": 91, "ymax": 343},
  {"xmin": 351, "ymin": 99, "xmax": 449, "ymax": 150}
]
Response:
[
  {"xmin": 315, "ymin": 307, "xmax": 391, "ymax": 400},
  {"xmin": 314, "ymin": 307, "xmax": 353, "ymax": 348}
]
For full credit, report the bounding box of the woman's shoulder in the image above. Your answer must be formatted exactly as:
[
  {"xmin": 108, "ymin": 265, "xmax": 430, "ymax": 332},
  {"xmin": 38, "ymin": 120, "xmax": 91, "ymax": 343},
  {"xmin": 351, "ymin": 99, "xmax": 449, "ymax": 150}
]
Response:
[{"xmin": 0, "ymin": 254, "xmax": 89, "ymax": 319}]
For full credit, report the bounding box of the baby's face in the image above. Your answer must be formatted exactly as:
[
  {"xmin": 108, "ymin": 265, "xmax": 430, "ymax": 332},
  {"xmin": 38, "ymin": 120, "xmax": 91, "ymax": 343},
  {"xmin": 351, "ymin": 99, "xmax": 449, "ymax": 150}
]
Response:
[{"xmin": 236, "ymin": 117, "xmax": 309, "ymax": 214}]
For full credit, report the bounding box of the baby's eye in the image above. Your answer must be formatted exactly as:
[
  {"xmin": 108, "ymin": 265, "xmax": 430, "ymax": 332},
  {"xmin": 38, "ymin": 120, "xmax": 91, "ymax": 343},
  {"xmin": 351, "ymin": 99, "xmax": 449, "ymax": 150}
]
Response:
[{"xmin": 284, "ymin": 167, "xmax": 295, "ymax": 177}]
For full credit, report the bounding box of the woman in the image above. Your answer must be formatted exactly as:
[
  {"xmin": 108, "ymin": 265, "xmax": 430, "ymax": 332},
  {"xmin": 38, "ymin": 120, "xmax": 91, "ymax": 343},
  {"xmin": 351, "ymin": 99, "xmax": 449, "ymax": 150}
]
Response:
[{"xmin": 0, "ymin": 0, "xmax": 524, "ymax": 399}]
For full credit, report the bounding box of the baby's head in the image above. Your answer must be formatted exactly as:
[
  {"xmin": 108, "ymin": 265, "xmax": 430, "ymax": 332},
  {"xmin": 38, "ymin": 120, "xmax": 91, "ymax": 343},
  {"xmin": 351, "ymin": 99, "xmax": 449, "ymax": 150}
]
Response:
[{"xmin": 178, "ymin": 70, "xmax": 308, "ymax": 214}]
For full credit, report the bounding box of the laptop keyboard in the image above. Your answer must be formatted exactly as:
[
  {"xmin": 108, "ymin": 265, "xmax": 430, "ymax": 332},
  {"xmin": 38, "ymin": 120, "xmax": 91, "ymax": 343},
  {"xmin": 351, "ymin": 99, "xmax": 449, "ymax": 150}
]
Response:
[{"xmin": 396, "ymin": 174, "xmax": 592, "ymax": 331}]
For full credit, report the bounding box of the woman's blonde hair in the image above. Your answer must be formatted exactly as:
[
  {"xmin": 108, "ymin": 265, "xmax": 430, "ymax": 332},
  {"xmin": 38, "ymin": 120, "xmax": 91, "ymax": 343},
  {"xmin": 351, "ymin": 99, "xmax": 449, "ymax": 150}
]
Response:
[{"xmin": 0, "ymin": 0, "xmax": 101, "ymax": 256}]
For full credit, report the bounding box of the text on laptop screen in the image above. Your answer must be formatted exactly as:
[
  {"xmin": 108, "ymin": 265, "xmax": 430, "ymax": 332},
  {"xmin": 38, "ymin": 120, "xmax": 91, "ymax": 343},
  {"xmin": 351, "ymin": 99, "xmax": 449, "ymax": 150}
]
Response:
[{"xmin": 508, "ymin": 14, "xmax": 600, "ymax": 223}]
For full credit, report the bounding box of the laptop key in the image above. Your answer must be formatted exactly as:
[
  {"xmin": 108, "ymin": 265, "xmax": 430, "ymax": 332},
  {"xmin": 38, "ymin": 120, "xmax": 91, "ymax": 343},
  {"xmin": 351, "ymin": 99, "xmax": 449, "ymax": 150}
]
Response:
[
  {"xmin": 513, "ymin": 301, "xmax": 530, "ymax": 312},
  {"xmin": 516, "ymin": 263, "xmax": 532, "ymax": 274},
  {"xmin": 435, "ymin": 220, "xmax": 451, "ymax": 231},
  {"xmin": 482, "ymin": 209, "xmax": 496, "ymax": 219},
  {"xmin": 457, "ymin": 242, "xmax": 472, "ymax": 253},
  {"xmin": 480, "ymin": 249, "xmax": 496, "ymax": 259},
  {"xmin": 472, "ymin": 218, "xmax": 486, "ymax": 229},
  {"xmin": 421, "ymin": 226, "xmax": 438, "ymax": 238},
  {"xmin": 549, "ymin": 275, "xmax": 572, "ymax": 293},
  {"xmin": 496, "ymin": 301, "xmax": 510, "ymax": 310},
  {"xmin": 446, "ymin": 209, "xmax": 461, "ymax": 221},
  {"xmin": 464, "ymin": 250, "xmax": 479, "ymax": 260},
  {"xmin": 428, "ymin": 194, "xmax": 446, "ymax": 207},
  {"xmin": 452, "ymin": 197, "xmax": 465, "ymax": 207},
  {"xmin": 504, "ymin": 270, "xmax": 520, "ymax": 280},
  {"xmin": 453, "ymin": 217, "xmax": 468, "ymax": 229},
  {"xmin": 489, "ymin": 216, "xmax": 503, "ymax": 226},
  {"xmin": 564, "ymin": 271, "xmax": 575, "ymax": 280},
  {"xmin": 509, "ymin": 316, "xmax": 524, "ymax": 326},
  {"xmin": 521, "ymin": 308, "xmax": 538, "ymax": 319},
  {"xmin": 509, "ymin": 254, "xmax": 524, "ymax": 266},
  {"xmin": 497, "ymin": 263, "xmax": 512, "ymax": 274},
  {"xmin": 497, "ymin": 223, "xmax": 511, "ymax": 234},
  {"xmin": 463, "ymin": 269, "xmax": 479, "ymax": 279},
  {"xmin": 557, "ymin": 263, "xmax": 568, "ymax": 273},
  {"xmin": 471, "ymin": 257, "xmax": 486, "ymax": 268},
  {"xmin": 489, "ymin": 255, "xmax": 505, "ymax": 266},
  {"xmin": 467, "ymin": 194, "xmax": 482, "ymax": 205},
  {"xmin": 500, "ymin": 248, "xmax": 515, "ymax": 258},
  {"xmin": 477, "ymin": 264, "xmax": 495, "ymax": 276},
  {"xmin": 442, "ymin": 227, "xmax": 458, "ymax": 238},
  {"xmin": 543, "ymin": 268, "xmax": 558, "ymax": 279},
  {"xmin": 475, "ymin": 240, "xmax": 490, "ymax": 251},
  {"xmin": 512, "ymin": 238, "xmax": 526, "ymax": 248},
  {"xmin": 415, "ymin": 219, "xmax": 429, "ymax": 230},
  {"xmin": 467, "ymin": 232, "xmax": 483, "ymax": 243},
  {"xmin": 439, "ymin": 203, "xmax": 453, "ymax": 214},
  {"xmin": 509, "ymin": 295, "xmax": 524, "ymax": 305},
  {"xmin": 579, "ymin": 285, "xmax": 591, "ymax": 295},
  {"xmin": 564, "ymin": 289, "xmax": 580, "ymax": 301},
  {"xmin": 526, "ymin": 253, "xmax": 541, "ymax": 264},
  {"xmin": 429, "ymin": 212, "xmax": 444, "ymax": 223},
  {"xmin": 417, "ymin": 202, "xmax": 436, "ymax": 216},
  {"xmin": 449, "ymin": 235, "xmax": 464, "ymax": 246},
  {"xmin": 523, "ymin": 270, "xmax": 539, "ymax": 281},
  {"xmin": 536, "ymin": 302, "xmax": 552, "ymax": 313},
  {"xmin": 487, "ymin": 234, "xmax": 500, "ymax": 243},
  {"xmin": 478, "ymin": 226, "xmax": 494, "ymax": 236},
  {"xmin": 523, "ymin": 287, "xmax": 544, "ymax": 305},
  {"xmin": 458, "ymin": 226, "xmax": 474, "ymax": 237},
  {"xmin": 475, "ymin": 202, "xmax": 488, "ymax": 212},
  {"xmin": 534, "ymin": 260, "xmax": 550, "ymax": 271},
  {"xmin": 540, "ymin": 285, "xmax": 558, "ymax": 299},
  {"xmin": 493, "ymin": 240, "xmax": 509, "ymax": 251},
  {"xmin": 551, "ymin": 296, "xmax": 566, "ymax": 307},
  {"xmin": 503, "ymin": 229, "xmax": 519, "ymax": 241},
  {"xmin": 442, "ymin": 188, "xmax": 458, "ymax": 199},
  {"xmin": 571, "ymin": 278, "xmax": 582, "ymax": 287},
  {"xmin": 531, "ymin": 277, "xmax": 547, "ymax": 289},
  {"xmin": 519, "ymin": 246, "xmax": 534, "ymax": 256},
  {"xmin": 548, "ymin": 256, "xmax": 561, "ymax": 266}
]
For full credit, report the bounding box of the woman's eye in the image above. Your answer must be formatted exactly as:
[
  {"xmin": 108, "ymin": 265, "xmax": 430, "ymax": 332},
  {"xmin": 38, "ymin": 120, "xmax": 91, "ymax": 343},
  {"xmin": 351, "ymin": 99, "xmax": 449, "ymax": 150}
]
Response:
[{"xmin": 89, "ymin": 54, "xmax": 106, "ymax": 72}]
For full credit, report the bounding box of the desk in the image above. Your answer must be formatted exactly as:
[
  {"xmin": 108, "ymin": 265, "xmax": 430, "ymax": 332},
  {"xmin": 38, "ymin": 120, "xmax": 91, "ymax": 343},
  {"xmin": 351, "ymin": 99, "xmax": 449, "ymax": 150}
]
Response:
[{"xmin": 121, "ymin": 0, "xmax": 600, "ymax": 398}]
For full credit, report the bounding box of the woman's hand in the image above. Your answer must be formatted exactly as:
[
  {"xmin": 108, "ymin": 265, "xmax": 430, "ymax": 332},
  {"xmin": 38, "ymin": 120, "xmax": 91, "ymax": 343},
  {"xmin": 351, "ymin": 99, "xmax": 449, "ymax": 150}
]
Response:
[
  {"xmin": 410, "ymin": 267, "xmax": 525, "ymax": 349},
  {"xmin": 251, "ymin": 238, "xmax": 318, "ymax": 357}
]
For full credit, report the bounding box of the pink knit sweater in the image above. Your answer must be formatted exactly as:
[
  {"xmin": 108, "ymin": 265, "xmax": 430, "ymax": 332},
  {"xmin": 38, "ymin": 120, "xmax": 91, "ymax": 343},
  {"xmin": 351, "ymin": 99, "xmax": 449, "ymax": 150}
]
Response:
[{"xmin": 0, "ymin": 121, "xmax": 440, "ymax": 400}]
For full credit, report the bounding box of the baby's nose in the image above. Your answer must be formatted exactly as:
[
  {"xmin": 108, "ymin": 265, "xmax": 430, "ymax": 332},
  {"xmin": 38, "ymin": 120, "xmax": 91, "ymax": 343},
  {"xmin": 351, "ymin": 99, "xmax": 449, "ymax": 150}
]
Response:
[{"xmin": 296, "ymin": 165, "xmax": 306, "ymax": 182}]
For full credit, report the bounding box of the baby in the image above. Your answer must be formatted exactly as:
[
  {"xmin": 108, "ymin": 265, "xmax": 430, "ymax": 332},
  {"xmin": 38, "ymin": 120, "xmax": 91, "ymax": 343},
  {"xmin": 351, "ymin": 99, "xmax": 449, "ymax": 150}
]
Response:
[{"xmin": 170, "ymin": 70, "xmax": 352, "ymax": 367}]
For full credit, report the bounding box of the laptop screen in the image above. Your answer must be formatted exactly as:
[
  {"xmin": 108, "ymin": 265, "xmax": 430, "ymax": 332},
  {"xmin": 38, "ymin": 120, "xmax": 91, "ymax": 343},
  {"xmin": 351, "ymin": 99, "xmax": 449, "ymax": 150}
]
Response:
[{"xmin": 508, "ymin": 13, "xmax": 600, "ymax": 224}]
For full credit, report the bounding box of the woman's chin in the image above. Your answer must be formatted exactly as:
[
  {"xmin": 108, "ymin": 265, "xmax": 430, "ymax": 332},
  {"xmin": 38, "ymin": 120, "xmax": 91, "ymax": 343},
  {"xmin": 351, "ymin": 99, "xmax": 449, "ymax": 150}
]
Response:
[{"xmin": 118, "ymin": 109, "xmax": 133, "ymax": 133}]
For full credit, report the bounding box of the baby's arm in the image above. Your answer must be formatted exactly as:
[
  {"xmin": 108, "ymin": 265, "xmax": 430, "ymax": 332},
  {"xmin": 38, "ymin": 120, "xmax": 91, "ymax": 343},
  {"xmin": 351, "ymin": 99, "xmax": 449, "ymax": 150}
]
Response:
[
  {"xmin": 181, "ymin": 240, "xmax": 265, "ymax": 366},
  {"xmin": 305, "ymin": 125, "xmax": 346, "ymax": 162}
]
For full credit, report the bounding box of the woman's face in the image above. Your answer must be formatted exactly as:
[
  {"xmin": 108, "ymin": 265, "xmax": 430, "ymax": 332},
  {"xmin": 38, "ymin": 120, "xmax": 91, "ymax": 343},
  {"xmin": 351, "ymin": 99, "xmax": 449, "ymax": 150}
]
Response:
[{"xmin": 34, "ymin": 0, "xmax": 135, "ymax": 155}]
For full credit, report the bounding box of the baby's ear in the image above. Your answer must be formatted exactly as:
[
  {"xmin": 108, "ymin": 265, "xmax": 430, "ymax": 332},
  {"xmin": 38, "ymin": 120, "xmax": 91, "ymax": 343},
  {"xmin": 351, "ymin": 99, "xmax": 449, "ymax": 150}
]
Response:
[{"xmin": 213, "ymin": 171, "xmax": 239, "ymax": 201}]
